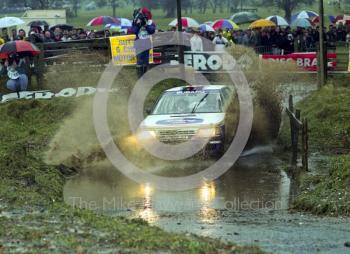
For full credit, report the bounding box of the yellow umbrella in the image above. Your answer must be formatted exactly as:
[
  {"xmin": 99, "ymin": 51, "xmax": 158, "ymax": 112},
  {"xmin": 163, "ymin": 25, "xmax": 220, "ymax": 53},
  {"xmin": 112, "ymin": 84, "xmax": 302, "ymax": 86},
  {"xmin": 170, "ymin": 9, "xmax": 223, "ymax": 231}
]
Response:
[{"xmin": 249, "ymin": 19, "xmax": 276, "ymax": 29}]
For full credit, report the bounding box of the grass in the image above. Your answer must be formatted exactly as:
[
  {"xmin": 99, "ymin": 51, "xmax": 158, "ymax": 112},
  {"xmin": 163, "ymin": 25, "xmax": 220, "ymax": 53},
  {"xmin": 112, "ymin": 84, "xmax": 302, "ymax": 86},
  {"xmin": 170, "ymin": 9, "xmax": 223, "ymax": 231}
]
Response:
[
  {"xmin": 293, "ymin": 154, "xmax": 350, "ymax": 216},
  {"xmin": 0, "ymin": 98, "xmax": 267, "ymax": 253},
  {"xmin": 296, "ymin": 85, "xmax": 350, "ymax": 152},
  {"xmin": 0, "ymin": 3, "xmax": 345, "ymax": 31},
  {"xmin": 279, "ymin": 85, "xmax": 350, "ymax": 216}
]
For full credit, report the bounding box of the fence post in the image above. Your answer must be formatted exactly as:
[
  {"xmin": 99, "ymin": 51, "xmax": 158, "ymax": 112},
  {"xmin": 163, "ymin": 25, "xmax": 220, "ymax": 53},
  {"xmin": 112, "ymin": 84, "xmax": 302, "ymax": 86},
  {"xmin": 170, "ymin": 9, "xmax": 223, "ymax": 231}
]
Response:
[
  {"xmin": 291, "ymin": 109, "xmax": 301, "ymax": 165},
  {"xmin": 288, "ymin": 95, "xmax": 298, "ymax": 165},
  {"xmin": 302, "ymin": 118, "xmax": 309, "ymax": 171}
]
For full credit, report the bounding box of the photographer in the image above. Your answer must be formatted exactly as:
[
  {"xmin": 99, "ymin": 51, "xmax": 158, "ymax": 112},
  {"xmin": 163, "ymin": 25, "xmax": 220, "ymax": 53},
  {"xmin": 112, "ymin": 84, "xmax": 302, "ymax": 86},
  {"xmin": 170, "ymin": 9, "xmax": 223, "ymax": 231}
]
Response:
[
  {"xmin": 132, "ymin": 7, "xmax": 156, "ymax": 78},
  {"xmin": 3, "ymin": 54, "xmax": 28, "ymax": 94}
]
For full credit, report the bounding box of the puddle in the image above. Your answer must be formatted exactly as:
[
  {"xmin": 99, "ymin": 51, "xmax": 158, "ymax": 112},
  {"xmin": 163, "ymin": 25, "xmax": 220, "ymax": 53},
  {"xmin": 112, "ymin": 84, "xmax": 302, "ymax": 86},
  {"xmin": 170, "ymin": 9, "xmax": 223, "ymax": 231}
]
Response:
[{"xmin": 64, "ymin": 152, "xmax": 291, "ymax": 221}]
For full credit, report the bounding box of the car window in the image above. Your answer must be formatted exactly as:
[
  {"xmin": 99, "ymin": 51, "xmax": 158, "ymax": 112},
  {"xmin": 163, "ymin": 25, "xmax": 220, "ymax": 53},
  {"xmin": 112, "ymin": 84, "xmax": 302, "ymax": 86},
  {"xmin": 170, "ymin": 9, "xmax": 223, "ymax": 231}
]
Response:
[{"xmin": 152, "ymin": 90, "xmax": 223, "ymax": 115}]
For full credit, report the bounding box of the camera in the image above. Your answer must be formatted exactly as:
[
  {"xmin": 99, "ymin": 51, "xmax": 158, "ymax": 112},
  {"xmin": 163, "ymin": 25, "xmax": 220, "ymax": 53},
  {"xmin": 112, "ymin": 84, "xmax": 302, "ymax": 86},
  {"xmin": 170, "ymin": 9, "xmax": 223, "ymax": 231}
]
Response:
[{"xmin": 133, "ymin": 8, "xmax": 147, "ymax": 27}]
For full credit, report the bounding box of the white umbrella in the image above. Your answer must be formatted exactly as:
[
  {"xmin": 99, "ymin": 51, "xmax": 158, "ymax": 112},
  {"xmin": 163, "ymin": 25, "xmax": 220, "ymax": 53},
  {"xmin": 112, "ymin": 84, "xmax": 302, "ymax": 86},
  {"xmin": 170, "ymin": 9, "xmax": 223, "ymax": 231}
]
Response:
[
  {"xmin": 292, "ymin": 11, "xmax": 319, "ymax": 22},
  {"xmin": 204, "ymin": 21, "xmax": 213, "ymax": 26},
  {"xmin": 199, "ymin": 24, "xmax": 215, "ymax": 32},
  {"xmin": 0, "ymin": 17, "xmax": 25, "ymax": 28},
  {"xmin": 266, "ymin": 16, "xmax": 289, "ymax": 26},
  {"xmin": 168, "ymin": 17, "xmax": 200, "ymax": 28}
]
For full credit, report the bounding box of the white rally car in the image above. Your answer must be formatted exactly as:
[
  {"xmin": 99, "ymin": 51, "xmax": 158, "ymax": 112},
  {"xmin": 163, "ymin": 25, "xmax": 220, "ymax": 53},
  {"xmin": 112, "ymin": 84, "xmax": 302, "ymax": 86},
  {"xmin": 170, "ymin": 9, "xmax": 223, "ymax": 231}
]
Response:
[{"xmin": 137, "ymin": 85, "xmax": 237, "ymax": 157}]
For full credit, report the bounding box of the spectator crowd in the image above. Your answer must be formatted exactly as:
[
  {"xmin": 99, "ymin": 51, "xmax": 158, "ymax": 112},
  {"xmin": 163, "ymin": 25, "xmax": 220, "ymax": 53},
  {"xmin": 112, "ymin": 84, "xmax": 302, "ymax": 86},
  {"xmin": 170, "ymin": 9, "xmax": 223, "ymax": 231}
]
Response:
[
  {"xmin": 1, "ymin": 16, "xmax": 350, "ymax": 95},
  {"xmin": 1, "ymin": 22, "xmax": 350, "ymax": 55}
]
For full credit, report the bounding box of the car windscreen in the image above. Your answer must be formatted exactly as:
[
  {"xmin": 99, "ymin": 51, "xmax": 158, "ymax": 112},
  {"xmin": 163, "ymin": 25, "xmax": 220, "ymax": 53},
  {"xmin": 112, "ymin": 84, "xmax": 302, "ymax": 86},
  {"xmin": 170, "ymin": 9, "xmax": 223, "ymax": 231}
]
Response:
[{"xmin": 152, "ymin": 90, "xmax": 223, "ymax": 115}]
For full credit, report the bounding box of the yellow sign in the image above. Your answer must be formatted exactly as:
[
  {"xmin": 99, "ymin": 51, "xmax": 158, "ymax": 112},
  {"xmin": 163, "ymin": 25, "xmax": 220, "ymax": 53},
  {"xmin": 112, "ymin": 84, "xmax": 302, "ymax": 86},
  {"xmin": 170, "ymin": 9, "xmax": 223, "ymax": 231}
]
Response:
[{"xmin": 109, "ymin": 35, "xmax": 153, "ymax": 65}]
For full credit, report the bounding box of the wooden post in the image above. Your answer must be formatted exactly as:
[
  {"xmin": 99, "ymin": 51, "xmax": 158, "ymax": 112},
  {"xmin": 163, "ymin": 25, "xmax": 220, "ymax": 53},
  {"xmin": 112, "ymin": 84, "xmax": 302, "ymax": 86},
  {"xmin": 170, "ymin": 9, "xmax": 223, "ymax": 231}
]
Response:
[
  {"xmin": 318, "ymin": 0, "xmax": 327, "ymax": 87},
  {"xmin": 302, "ymin": 118, "xmax": 309, "ymax": 171},
  {"xmin": 289, "ymin": 95, "xmax": 295, "ymax": 148},
  {"xmin": 292, "ymin": 109, "xmax": 301, "ymax": 165},
  {"xmin": 177, "ymin": 0, "xmax": 184, "ymax": 64}
]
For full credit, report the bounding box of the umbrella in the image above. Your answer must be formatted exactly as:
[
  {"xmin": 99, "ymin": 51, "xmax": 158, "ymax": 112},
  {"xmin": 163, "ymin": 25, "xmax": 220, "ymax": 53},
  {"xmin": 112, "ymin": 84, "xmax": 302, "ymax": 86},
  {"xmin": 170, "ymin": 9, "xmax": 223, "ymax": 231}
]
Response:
[
  {"xmin": 168, "ymin": 17, "xmax": 200, "ymax": 28},
  {"xmin": 115, "ymin": 18, "xmax": 132, "ymax": 28},
  {"xmin": 249, "ymin": 19, "xmax": 276, "ymax": 29},
  {"xmin": 0, "ymin": 41, "xmax": 41, "ymax": 57},
  {"xmin": 0, "ymin": 45, "xmax": 6, "ymax": 59},
  {"xmin": 291, "ymin": 18, "xmax": 312, "ymax": 28},
  {"xmin": 0, "ymin": 17, "xmax": 25, "ymax": 28},
  {"xmin": 312, "ymin": 16, "xmax": 337, "ymax": 24},
  {"xmin": 87, "ymin": 16, "xmax": 119, "ymax": 26},
  {"xmin": 204, "ymin": 21, "xmax": 213, "ymax": 26},
  {"xmin": 291, "ymin": 11, "xmax": 318, "ymax": 22},
  {"xmin": 266, "ymin": 15, "xmax": 289, "ymax": 26},
  {"xmin": 199, "ymin": 24, "xmax": 215, "ymax": 32},
  {"xmin": 28, "ymin": 20, "xmax": 49, "ymax": 27},
  {"xmin": 230, "ymin": 12, "xmax": 261, "ymax": 24},
  {"xmin": 212, "ymin": 19, "xmax": 239, "ymax": 30},
  {"xmin": 50, "ymin": 24, "xmax": 74, "ymax": 31}
]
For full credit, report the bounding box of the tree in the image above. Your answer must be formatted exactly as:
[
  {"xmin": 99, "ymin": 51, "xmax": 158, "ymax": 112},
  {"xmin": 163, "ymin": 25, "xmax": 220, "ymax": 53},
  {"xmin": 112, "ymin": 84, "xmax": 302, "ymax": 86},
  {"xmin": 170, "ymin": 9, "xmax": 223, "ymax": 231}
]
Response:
[
  {"xmin": 262, "ymin": 0, "xmax": 315, "ymax": 22},
  {"xmin": 110, "ymin": 0, "xmax": 119, "ymax": 17},
  {"xmin": 139, "ymin": 0, "xmax": 159, "ymax": 9},
  {"xmin": 160, "ymin": 0, "xmax": 177, "ymax": 17},
  {"xmin": 96, "ymin": 0, "xmax": 107, "ymax": 8},
  {"xmin": 72, "ymin": 0, "xmax": 79, "ymax": 17}
]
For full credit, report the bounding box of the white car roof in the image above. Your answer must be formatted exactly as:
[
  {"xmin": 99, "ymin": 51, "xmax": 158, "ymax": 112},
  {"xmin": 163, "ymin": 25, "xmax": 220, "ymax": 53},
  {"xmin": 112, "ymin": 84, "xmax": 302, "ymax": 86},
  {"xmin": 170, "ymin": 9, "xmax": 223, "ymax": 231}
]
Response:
[{"xmin": 166, "ymin": 85, "xmax": 227, "ymax": 92}]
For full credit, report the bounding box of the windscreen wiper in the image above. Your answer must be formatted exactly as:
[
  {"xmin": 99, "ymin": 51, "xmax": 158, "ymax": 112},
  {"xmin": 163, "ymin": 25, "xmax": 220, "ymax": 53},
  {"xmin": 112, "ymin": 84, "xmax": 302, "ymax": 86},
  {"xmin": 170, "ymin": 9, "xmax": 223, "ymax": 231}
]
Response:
[{"xmin": 191, "ymin": 93, "xmax": 209, "ymax": 113}]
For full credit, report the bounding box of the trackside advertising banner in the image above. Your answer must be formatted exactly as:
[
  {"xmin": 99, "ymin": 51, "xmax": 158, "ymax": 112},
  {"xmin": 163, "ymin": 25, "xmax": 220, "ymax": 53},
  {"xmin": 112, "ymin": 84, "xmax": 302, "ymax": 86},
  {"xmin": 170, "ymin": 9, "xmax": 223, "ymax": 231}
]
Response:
[
  {"xmin": 260, "ymin": 52, "xmax": 337, "ymax": 71},
  {"xmin": 109, "ymin": 35, "xmax": 153, "ymax": 65}
]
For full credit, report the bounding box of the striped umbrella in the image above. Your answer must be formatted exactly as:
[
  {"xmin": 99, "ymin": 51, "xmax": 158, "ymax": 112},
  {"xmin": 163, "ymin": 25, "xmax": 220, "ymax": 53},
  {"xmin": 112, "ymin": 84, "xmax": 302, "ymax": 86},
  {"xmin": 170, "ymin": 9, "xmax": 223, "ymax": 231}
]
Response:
[
  {"xmin": 199, "ymin": 24, "xmax": 215, "ymax": 32},
  {"xmin": 168, "ymin": 17, "xmax": 200, "ymax": 28},
  {"xmin": 87, "ymin": 16, "xmax": 119, "ymax": 26},
  {"xmin": 0, "ymin": 45, "xmax": 6, "ymax": 59},
  {"xmin": 106, "ymin": 18, "xmax": 132, "ymax": 29},
  {"xmin": 291, "ymin": 11, "xmax": 318, "ymax": 22},
  {"xmin": 212, "ymin": 19, "xmax": 239, "ymax": 30},
  {"xmin": 266, "ymin": 16, "xmax": 289, "ymax": 26},
  {"xmin": 291, "ymin": 18, "xmax": 313, "ymax": 28},
  {"xmin": 0, "ymin": 40, "xmax": 41, "ymax": 56}
]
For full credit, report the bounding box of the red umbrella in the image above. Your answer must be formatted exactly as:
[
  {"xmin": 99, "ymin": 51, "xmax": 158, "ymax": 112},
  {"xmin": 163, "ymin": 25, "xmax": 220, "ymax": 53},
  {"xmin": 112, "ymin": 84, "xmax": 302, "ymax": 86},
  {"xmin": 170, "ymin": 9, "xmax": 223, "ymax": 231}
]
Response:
[
  {"xmin": 141, "ymin": 7, "xmax": 152, "ymax": 20},
  {"xmin": 87, "ymin": 16, "xmax": 118, "ymax": 26},
  {"xmin": 0, "ymin": 40, "xmax": 41, "ymax": 57}
]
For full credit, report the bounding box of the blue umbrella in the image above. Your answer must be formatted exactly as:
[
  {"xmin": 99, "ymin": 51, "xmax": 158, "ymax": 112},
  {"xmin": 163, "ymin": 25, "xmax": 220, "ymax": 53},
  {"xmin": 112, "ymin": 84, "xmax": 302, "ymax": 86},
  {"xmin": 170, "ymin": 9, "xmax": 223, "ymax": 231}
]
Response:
[
  {"xmin": 291, "ymin": 18, "xmax": 312, "ymax": 28},
  {"xmin": 266, "ymin": 15, "xmax": 289, "ymax": 26},
  {"xmin": 291, "ymin": 11, "xmax": 318, "ymax": 22},
  {"xmin": 199, "ymin": 24, "xmax": 215, "ymax": 32}
]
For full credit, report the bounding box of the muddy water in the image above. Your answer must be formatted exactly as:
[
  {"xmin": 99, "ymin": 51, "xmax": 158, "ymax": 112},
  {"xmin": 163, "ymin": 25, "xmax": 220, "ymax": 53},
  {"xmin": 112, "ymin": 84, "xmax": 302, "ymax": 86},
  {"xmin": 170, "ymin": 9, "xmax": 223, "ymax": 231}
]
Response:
[
  {"xmin": 64, "ymin": 82, "xmax": 350, "ymax": 254},
  {"xmin": 63, "ymin": 151, "xmax": 350, "ymax": 254},
  {"xmin": 64, "ymin": 152, "xmax": 290, "ymax": 216}
]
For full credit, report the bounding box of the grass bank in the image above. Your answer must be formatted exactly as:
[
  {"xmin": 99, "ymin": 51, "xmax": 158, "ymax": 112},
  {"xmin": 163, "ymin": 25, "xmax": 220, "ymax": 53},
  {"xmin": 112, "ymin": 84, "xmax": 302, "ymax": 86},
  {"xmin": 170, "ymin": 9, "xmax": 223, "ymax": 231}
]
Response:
[
  {"xmin": 0, "ymin": 99, "xmax": 266, "ymax": 253},
  {"xmin": 279, "ymin": 85, "xmax": 350, "ymax": 216}
]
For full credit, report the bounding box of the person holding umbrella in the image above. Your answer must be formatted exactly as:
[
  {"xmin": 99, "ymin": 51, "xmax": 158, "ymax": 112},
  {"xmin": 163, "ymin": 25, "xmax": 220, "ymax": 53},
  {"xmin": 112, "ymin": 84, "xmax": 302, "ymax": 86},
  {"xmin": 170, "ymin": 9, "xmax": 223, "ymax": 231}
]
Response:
[
  {"xmin": 132, "ymin": 7, "xmax": 156, "ymax": 78},
  {"xmin": 1, "ymin": 53, "xmax": 28, "ymax": 94}
]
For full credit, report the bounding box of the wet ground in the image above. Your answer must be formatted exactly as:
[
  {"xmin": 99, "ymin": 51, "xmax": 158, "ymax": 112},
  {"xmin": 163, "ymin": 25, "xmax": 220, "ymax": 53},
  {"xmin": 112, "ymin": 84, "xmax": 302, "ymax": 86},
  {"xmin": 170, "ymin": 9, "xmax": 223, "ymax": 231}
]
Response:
[
  {"xmin": 63, "ymin": 81, "xmax": 350, "ymax": 253},
  {"xmin": 64, "ymin": 152, "xmax": 350, "ymax": 254}
]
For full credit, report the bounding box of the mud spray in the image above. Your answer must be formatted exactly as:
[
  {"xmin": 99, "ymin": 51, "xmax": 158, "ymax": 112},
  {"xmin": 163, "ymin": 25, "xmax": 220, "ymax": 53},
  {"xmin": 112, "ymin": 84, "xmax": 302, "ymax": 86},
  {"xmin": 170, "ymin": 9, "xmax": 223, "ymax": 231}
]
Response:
[{"xmin": 45, "ymin": 46, "xmax": 310, "ymax": 176}]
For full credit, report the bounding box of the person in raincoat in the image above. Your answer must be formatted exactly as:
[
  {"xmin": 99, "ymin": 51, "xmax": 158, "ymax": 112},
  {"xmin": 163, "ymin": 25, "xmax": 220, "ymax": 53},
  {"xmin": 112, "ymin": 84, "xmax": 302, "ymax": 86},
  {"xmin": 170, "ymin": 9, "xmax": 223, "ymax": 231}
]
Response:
[
  {"xmin": 132, "ymin": 7, "xmax": 156, "ymax": 78},
  {"xmin": 190, "ymin": 28, "xmax": 203, "ymax": 52}
]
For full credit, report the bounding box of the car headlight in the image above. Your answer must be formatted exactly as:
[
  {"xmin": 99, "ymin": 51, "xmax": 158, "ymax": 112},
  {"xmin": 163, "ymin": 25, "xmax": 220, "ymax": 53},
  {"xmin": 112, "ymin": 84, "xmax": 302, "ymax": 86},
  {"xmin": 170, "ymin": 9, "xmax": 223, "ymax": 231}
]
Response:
[
  {"xmin": 137, "ymin": 129, "xmax": 157, "ymax": 141},
  {"xmin": 198, "ymin": 126, "xmax": 221, "ymax": 138}
]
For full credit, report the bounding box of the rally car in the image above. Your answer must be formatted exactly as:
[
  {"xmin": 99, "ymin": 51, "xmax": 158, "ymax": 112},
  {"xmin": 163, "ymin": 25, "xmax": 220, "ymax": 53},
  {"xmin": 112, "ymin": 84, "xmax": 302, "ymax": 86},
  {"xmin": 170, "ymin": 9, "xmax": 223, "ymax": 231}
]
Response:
[{"xmin": 136, "ymin": 85, "xmax": 238, "ymax": 157}]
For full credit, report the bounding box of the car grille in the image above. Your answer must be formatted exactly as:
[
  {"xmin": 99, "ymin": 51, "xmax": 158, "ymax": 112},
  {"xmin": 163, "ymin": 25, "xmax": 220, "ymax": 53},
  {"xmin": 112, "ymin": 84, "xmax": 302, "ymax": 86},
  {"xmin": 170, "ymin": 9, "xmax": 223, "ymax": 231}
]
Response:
[{"xmin": 157, "ymin": 129, "xmax": 197, "ymax": 144}]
